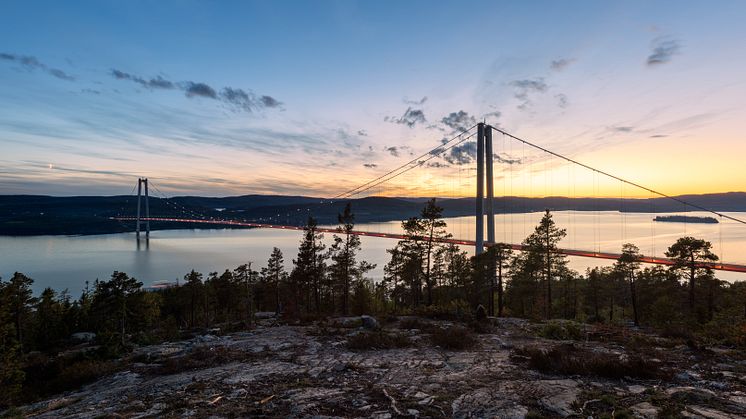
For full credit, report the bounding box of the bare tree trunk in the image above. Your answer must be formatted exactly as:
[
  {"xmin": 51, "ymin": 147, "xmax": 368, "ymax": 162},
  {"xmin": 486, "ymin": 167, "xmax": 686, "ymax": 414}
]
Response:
[{"xmin": 630, "ymin": 273, "xmax": 639, "ymax": 326}]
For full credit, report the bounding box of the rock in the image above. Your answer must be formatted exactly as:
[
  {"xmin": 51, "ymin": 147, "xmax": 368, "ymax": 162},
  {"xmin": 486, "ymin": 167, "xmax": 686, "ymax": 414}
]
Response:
[
  {"xmin": 339, "ymin": 317, "xmax": 363, "ymax": 328},
  {"xmin": 197, "ymin": 334, "xmax": 218, "ymax": 343},
  {"xmin": 537, "ymin": 379, "xmax": 580, "ymax": 417},
  {"xmin": 71, "ymin": 332, "xmax": 96, "ymax": 342},
  {"xmin": 676, "ymin": 371, "xmax": 702, "ymax": 381},
  {"xmin": 631, "ymin": 401, "xmax": 658, "ymax": 418},
  {"xmin": 361, "ymin": 315, "xmax": 379, "ymax": 330},
  {"xmin": 707, "ymin": 381, "xmax": 728, "ymax": 390},
  {"xmin": 628, "ymin": 384, "xmax": 647, "ymax": 394},
  {"xmin": 451, "ymin": 388, "xmax": 527, "ymax": 419},
  {"xmin": 682, "ymin": 405, "xmax": 743, "ymax": 419}
]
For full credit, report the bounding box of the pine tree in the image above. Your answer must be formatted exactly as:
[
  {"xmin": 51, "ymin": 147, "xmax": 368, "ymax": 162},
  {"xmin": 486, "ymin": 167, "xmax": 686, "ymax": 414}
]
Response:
[
  {"xmin": 262, "ymin": 247, "xmax": 287, "ymax": 314},
  {"xmin": 665, "ymin": 236, "xmax": 718, "ymax": 319},
  {"xmin": 615, "ymin": 243, "xmax": 642, "ymax": 326},
  {"xmin": 328, "ymin": 203, "xmax": 375, "ymax": 314},
  {"xmin": 292, "ymin": 216, "xmax": 327, "ymax": 316},
  {"xmin": 91, "ymin": 271, "xmax": 143, "ymax": 349},
  {"xmin": 234, "ymin": 262, "xmax": 258, "ymax": 325},
  {"xmin": 420, "ymin": 199, "xmax": 451, "ymax": 306},
  {"xmin": 491, "ymin": 243, "xmax": 514, "ymax": 317},
  {"xmin": 523, "ymin": 210, "xmax": 567, "ymax": 319},
  {"xmin": 183, "ymin": 270, "xmax": 203, "ymax": 328},
  {"xmin": 0, "ymin": 276, "xmax": 25, "ymax": 407},
  {"xmin": 6, "ymin": 272, "xmax": 35, "ymax": 349}
]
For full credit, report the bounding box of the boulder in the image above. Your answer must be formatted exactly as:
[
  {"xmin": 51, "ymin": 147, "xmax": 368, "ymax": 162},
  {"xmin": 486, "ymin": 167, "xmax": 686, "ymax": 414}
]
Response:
[
  {"xmin": 71, "ymin": 332, "xmax": 96, "ymax": 342},
  {"xmin": 361, "ymin": 315, "xmax": 379, "ymax": 330}
]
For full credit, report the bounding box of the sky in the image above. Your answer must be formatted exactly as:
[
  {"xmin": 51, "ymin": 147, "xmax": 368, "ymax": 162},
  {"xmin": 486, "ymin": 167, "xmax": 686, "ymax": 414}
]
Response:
[{"xmin": 1, "ymin": 0, "xmax": 745, "ymax": 198}]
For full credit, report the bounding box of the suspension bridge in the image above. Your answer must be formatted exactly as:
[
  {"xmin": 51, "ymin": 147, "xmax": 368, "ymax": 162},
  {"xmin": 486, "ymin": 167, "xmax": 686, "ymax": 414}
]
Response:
[{"xmin": 112, "ymin": 123, "xmax": 746, "ymax": 274}]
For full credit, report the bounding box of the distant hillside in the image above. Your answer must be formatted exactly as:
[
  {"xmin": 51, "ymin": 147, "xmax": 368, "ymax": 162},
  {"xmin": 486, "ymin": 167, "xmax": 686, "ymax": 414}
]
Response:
[{"xmin": 1, "ymin": 192, "xmax": 745, "ymax": 236}]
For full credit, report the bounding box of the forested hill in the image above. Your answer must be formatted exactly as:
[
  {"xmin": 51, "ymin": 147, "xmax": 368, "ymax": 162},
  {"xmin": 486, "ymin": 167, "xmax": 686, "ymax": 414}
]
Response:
[{"xmin": 1, "ymin": 192, "xmax": 745, "ymax": 236}]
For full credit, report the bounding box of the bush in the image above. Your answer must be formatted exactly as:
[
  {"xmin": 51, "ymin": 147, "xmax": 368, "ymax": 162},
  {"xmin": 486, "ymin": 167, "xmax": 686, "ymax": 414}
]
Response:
[
  {"xmin": 346, "ymin": 331, "xmax": 412, "ymax": 350},
  {"xmin": 429, "ymin": 326, "xmax": 477, "ymax": 350},
  {"xmin": 468, "ymin": 319, "xmax": 494, "ymax": 334},
  {"xmin": 398, "ymin": 317, "xmax": 429, "ymax": 330},
  {"xmin": 512, "ymin": 344, "xmax": 664, "ymax": 379},
  {"xmin": 539, "ymin": 321, "xmax": 583, "ymax": 341},
  {"xmin": 154, "ymin": 345, "xmax": 263, "ymax": 375}
]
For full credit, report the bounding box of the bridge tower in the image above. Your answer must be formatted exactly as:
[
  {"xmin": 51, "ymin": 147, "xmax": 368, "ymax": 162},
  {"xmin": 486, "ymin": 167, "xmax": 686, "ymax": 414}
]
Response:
[
  {"xmin": 136, "ymin": 178, "xmax": 150, "ymax": 240},
  {"xmin": 475, "ymin": 123, "xmax": 496, "ymax": 255}
]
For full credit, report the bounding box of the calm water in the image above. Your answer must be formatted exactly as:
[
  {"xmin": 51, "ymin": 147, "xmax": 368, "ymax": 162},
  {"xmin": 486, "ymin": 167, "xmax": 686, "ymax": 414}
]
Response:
[{"xmin": 2, "ymin": 211, "xmax": 745, "ymax": 293}]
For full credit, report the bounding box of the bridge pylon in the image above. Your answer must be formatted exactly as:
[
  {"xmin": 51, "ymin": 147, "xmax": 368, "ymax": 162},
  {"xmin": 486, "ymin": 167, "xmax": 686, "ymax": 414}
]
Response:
[
  {"xmin": 475, "ymin": 123, "xmax": 496, "ymax": 255},
  {"xmin": 136, "ymin": 178, "xmax": 150, "ymax": 240}
]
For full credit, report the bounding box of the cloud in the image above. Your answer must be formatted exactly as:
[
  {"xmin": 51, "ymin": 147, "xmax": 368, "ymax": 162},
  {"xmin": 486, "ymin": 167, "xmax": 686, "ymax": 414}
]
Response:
[
  {"xmin": 441, "ymin": 110, "xmax": 477, "ymax": 132},
  {"xmin": 357, "ymin": 129, "xmax": 368, "ymax": 136},
  {"xmin": 426, "ymin": 161, "xmax": 449, "ymax": 168},
  {"xmin": 555, "ymin": 93, "xmax": 568, "ymax": 108},
  {"xmin": 550, "ymin": 58, "xmax": 575, "ymax": 71},
  {"xmin": 610, "ymin": 126, "xmax": 634, "ymax": 133},
  {"xmin": 404, "ymin": 96, "xmax": 427, "ymax": 105},
  {"xmin": 509, "ymin": 78, "xmax": 548, "ymax": 109},
  {"xmin": 650, "ymin": 134, "xmax": 667, "ymax": 138},
  {"xmin": 363, "ymin": 163, "xmax": 378, "ymax": 168},
  {"xmin": 110, "ymin": 69, "xmax": 175, "ymax": 90},
  {"xmin": 647, "ymin": 37, "xmax": 681, "ymax": 66},
  {"xmin": 184, "ymin": 82, "xmax": 217, "ymax": 98},
  {"xmin": 443, "ymin": 141, "xmax": 477, "ymax": 165},
  {"xmin": 385, "ymin": 107, "xmax": 426, "ymax": 128},
  {"xmin": 260, "ymin": 95, "xmax": 282, "ymax": 108},
  {"xmin": 385, "ymin": 146, "xmax": 400, "ymax": 157},
  {"xmin": 0, "ymin": 52, "xmax": 75, "ymax": 81},
  {"xmin": 110, "ymin": 69, "xmax": 282, "ymax": 113},
  {"xmin": 494, "ymin": 153, "xmax": 521, "ymax": 165},
  {"xmin": 482, "ymin": 110, "xmax": 501, "ymax": 125}
]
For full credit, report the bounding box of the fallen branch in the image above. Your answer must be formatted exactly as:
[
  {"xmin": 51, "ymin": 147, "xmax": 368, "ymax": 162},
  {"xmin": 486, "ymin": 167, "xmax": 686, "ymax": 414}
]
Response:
[
  {"xmin": 382, "ymin": 388, "xmax": 404, "ymax": 416},
  {"xmin": 208, "ymin": 395, "xmax": 223, "ymax": 405},
  {"xmin": 259, "ymin": 394, "xmax": 275, "ymax": 405}
]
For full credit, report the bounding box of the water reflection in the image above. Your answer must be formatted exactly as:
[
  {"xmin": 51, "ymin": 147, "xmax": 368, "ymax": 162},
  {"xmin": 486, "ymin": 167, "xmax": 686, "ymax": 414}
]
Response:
[{"xmin": 1, "ymin": 211, "xmax": 744, "ymax": 293}]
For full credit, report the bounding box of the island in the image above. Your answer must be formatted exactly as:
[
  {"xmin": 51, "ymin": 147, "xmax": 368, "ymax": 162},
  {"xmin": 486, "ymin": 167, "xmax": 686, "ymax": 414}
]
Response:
[{"xmin": 654, "ymin": 215, "xmax": 719, "ymax": 224}]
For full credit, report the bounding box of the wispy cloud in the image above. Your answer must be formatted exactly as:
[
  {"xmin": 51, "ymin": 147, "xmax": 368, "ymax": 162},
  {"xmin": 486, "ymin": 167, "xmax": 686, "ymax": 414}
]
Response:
[
  {"xmin": 647, "ymin": 37, "xmax": 681, "ymax": 66},
  {"xmin": 550, "ymin": 57, "xmax": 576, "ymax": 71},
  {"xmin": 110, "ymin": 69, "xmax": 282, "ymax": 113},
  {"xmin": 403, "ymin": 96, "xmax": 427, "ymax": 105},
  {"xmin": 509, "ymin": 78, "xmax": 548, "ymax": 110},
  {"xmin": 385, "ymin": 107, "xmax": 426, "ymax": 128},
  {"xmin": 363, "ymin": 163, "xmax": 377, "ymax": 168},
  {"xmin": 555, "ymin": 93, "xmax": 568, "ymax": 108},
  {"xmin": 0, "ymin": 52, "xmax": 75, "ymax": 81}
]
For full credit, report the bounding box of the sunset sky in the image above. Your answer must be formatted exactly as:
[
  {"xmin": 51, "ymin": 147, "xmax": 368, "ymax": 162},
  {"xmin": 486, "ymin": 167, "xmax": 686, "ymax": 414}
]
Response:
[{"xmin": 1, "ymin": 0, "xmax": 745, "ymax": 198}]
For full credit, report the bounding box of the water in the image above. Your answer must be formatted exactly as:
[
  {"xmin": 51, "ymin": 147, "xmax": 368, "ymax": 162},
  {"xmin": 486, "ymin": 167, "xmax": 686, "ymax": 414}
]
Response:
[{"xmin": 2, "ymin": 211, "xmax": 745, "ymax": 293}]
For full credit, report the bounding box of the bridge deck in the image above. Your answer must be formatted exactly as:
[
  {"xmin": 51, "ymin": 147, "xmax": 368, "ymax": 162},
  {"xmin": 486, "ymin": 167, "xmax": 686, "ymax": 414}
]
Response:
[{"xmin": 112, "ymin": 217, "xmax": 746, "ymax": 273}]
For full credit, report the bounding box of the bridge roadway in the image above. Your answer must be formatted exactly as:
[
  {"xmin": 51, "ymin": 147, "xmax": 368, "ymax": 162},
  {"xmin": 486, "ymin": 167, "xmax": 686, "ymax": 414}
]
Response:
[{"xmin": 112, "ymin": 216, "xmax": 746, "ymax": 274}]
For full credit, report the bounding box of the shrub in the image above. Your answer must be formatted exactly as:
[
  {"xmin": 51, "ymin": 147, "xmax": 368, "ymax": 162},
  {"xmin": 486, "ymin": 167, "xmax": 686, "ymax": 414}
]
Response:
[
  {"xmin": 429, "ymin": 326, "xmax": 477, "ymax": 350},
  {"xmin": 399, "ymin": 317, "xmax": 428, "ymax": 330},
  {"xmin": 154, "ymin": 345, "xmax": 261, "ymax": 375},
  {"xmin": 468, "ymin": 320, "xmax": 494, "ymax": 334},
  {"xmin": 512, "ymin": 344, "xmax": 663, "ymax": 379},
  {"xmin": 346, "ymin": 331, "xmax": 412, "ymax": 350},
  {"xmin": 539, "ymin": 321, "xmax": 583, "ymax": 341}
]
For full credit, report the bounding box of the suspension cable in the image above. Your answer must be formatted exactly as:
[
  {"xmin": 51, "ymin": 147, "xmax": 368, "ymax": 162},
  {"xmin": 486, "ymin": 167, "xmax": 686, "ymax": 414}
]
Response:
[
  {"xmin": 333, "ymin": 123, "xmax": 478, "ymax": 199},
  {"xmin": 488, "ymin": 125, "xmax": 746, "ymax": 226}
]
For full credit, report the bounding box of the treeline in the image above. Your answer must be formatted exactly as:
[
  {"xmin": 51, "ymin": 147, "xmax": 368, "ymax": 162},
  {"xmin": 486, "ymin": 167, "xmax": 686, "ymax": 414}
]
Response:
[{"xmin": 2, "ymin": 200, "xmax": 746, "ymax": 407}]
